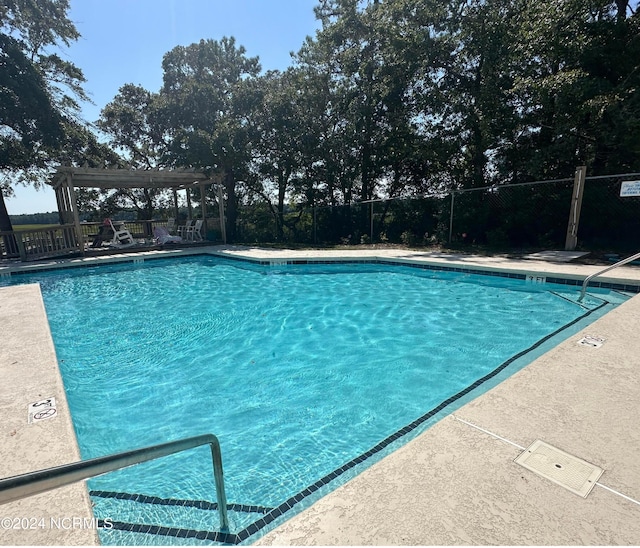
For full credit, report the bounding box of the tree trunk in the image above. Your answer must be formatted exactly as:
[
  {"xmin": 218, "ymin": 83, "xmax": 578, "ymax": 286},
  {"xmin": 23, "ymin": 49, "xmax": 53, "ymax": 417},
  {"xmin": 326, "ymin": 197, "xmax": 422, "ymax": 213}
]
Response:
[
  {"xmin": 615, "ymin": 0, "xmax": 628, "ymax": 20},
  {"xmin": 224, "ymin": 171, "xmax": 237, "ymax": 243},
  {"xmin": 0, "ymin": 193, "xmax": 14, "ymax": 232},
  {"xmin": 276, "ymin": 165, "xmax": 291, "ymax": 241},
  {"xmin": 0, "ymin": 193, "xmax": 19, "ymax": 256}
]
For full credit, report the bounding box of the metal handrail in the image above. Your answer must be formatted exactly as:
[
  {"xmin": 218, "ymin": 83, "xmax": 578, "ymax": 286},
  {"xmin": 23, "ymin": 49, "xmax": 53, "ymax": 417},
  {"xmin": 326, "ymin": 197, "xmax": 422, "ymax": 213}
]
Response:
[
  {"xmin": 0, "ymin": 433, "xmax": 229, "ymax": 532},
  {"xmin": 578, "ymin": 251, "xmax": 640, "ymax": 302}
]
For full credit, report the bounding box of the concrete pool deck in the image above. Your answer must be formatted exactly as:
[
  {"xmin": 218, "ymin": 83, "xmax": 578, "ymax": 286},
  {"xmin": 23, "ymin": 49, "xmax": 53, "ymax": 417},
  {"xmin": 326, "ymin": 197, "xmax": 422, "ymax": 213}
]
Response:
[
  {"xmin": 0, "ymin": 284, "xmax": 97, "ymax": 546},
  {"xmin": 1, "ymin": 245, "xmax": 639, "ymax": 545}
]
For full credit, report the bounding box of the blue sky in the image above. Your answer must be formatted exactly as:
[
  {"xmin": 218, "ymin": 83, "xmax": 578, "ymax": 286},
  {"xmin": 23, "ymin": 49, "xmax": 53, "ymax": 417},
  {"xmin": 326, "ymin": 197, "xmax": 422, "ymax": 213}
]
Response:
[{"xmin": 8, "ymin": 0, "xmax": 321, "ymax": 215}]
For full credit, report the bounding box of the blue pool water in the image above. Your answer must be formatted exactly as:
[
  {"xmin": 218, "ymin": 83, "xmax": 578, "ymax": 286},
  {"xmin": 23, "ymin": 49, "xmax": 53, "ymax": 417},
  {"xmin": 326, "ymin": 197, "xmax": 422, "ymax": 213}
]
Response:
[{"xmin": 6, "ymin": 256, "xmax": 625, "ymax": 544}]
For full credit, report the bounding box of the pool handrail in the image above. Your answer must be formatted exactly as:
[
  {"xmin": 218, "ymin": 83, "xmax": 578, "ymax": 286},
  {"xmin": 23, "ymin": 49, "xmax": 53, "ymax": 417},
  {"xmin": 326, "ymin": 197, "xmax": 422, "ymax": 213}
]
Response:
[
  {"xmin": 0, "ymin": 433, "xmax": 230, "ymax": 532},
  {"xmin": 578, "ymin": 250, "xmax": 640, "ymax": 302}
]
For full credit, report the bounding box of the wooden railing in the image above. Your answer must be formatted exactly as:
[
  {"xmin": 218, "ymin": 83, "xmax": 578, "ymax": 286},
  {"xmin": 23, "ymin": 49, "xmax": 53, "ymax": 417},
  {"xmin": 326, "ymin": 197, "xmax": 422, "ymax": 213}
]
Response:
[
  {"xmin": 1, "ymin": 225, "xmax": 81, "ymax": 261},
  {"xmin": 0, "ymin": 231, "xmax": 21, "ymax": 259},
  {"xmin": 78, "ymin": 220, "xmax": 179, "ymax": 244},
  {"xmin": 79, "ymin": 219, "xmax": 219, "ymax": 244},
  {"xmin": 1, "ymin": 218, "xmax": 220, "ymax": 262}
]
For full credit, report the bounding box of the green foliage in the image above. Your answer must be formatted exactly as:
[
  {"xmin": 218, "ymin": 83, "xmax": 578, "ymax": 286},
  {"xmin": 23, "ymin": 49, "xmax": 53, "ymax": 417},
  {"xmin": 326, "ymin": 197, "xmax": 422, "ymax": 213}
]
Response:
[
  {"xmin": 96, "ymin": 84, "xmax": 170, "ymax": 218},
  {"xmin": 0, "ymin": 0, "xmax": 121, "ymax": 232},
  {"xmin": 4, "ymin": 0, "xmax": 640, "ymax": 252},
  {"xmin": 97, "ymin": 84, "xmax": 165, "ymax": 168},
  {"xmin": 158, "ymin": 37, "xmax": 262, "ymax": 241},
  {"xmin": 0, "ymin": 33, "xmax": 64, "ymax": 170}
]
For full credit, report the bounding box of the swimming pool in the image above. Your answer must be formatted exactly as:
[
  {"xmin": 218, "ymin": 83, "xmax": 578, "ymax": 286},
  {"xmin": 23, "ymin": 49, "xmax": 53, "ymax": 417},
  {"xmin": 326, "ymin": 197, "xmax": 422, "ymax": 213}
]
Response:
[{"xmin": 7, "ymin": 256, "xmax": 629, "ymax": 544}]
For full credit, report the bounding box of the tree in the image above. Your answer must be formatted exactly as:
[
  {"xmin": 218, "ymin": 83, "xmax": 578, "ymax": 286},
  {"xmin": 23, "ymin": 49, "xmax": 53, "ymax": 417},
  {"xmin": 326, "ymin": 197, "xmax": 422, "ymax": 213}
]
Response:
[
  {"xmin": 248, "ymin": 68, "xmax": 322, "ymax": 240},
  {"xmin": 304, "ymin": 0, "xmax": 390, "ymax": 205},
  {"xmin": 98, "ymin": 84, "xmax": 167, "ymax": 168},
  {"xmin": 97, "ymin": 84, "xmax": 170, "ymax": 219},
  {"xmin": 289, "ymin": 0, "xmax": 448, "ymax": 240},
  {"xmin": 490, "ymin": 0, "xmax": 640, "ymax": 180},
  {"xmin": 0, "ymin": 0, "xmax": 108, "ymax": 233},
  {"xmin": 159, "ymin": 37, "xmax": 262, "ymax": 241}
]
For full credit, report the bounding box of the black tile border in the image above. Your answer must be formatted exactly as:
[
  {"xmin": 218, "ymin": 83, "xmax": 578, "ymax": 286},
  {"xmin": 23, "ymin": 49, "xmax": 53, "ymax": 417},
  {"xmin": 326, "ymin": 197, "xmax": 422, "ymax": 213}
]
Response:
[
  {"xmin": 230, "ymin": 299, "xmax": 609, "ymax": 544},
  {"xmin": 98, "ymin": 519, "xmax": 239, "ymax": 545},
  {"xmin": 92, "ymin": 299, "xmax": 609, "ymax": 545},
  {"xmin": 546, "ymin": 275, "xmax": 640, "ymax": 293},
  {"xmin": 90, "ymin": 490, "xmax": 273, "ymax": 515}
]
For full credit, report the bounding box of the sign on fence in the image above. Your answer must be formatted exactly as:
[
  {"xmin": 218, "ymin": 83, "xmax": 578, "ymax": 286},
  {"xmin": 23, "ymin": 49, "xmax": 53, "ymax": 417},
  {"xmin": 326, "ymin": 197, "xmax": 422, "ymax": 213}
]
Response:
[{"xmin": 620, "ymin": 181, "xmax": 640, "ymax": 197}]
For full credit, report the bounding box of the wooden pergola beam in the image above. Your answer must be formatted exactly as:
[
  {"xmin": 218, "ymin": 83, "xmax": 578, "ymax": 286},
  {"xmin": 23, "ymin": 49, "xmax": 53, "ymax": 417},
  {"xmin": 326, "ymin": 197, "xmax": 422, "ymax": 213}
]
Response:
[{"xmin": 49, "ymin": 167, "xmax": 209, "ymax": 190}]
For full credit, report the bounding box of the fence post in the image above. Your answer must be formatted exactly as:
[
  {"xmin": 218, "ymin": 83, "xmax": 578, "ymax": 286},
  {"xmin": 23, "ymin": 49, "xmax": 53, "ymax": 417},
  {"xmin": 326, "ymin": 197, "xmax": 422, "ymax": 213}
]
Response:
[
  {"xmin": 448, "ymin": 192, "xmax": 456, "ymax": 244},
  {"xmin": 565, "ymin": 166, "xmax": 586, "ymax": 251},
  {"xmin": 370, "ymin": 201, "xmax": 374, "ymax": 242}
]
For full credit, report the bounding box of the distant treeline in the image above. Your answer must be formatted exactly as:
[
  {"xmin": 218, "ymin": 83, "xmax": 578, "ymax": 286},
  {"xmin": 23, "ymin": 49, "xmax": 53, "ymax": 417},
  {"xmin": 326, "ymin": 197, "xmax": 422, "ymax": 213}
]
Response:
[
  {"xmin": 10, "ymin": 211, "xmax": 99, "ymax": 225},
  {"xmin": 10, "ymin": 212, "xmax": 60, "ymax": 225},
  {"xmin": 10, "ymin": 210, "xmax": 162, "ymax": 225}
]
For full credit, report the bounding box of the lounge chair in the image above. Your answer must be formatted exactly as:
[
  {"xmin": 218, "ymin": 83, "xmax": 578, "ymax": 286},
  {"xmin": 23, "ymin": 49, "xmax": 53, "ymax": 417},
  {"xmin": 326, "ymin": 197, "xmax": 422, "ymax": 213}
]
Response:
[
  {"xmin": 107, "ymin": 219, "xmax": 136, "ymax": 247},
  {"xmin": 153, "ymin": 226, "xmax": 182, "ymax": 245},
  {"xmin": 177, "ymin": 220, "xmax": 192, "ymax": 239},
  {"xmin": 185, "ymin": 219, "xmax": 204, "ymax": 242}
]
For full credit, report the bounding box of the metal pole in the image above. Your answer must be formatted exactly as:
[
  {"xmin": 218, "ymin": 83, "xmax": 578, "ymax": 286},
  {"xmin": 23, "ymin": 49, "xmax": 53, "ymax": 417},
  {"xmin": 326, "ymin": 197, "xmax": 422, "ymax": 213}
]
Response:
[
  {"xmin": 578, "ymin": 250, "xmax": 640, "ymax": 302},
  {"xmin": 208, "ymin": 442, "xmax": 229, "ymax": 532},
  {"xmin": 448, "ymin": 191, "xmax": 456, "ymax": 244},
  {"xmin": 313, "ymin": 206, "xmax": 317, "ymax": 245},
  {"xmin": 0, "ymin": 434, "xmax": 230, "ymax": 533},
  {"xmin": 370, "ymin": 201, "xmax": 374, "ymax": 242}
]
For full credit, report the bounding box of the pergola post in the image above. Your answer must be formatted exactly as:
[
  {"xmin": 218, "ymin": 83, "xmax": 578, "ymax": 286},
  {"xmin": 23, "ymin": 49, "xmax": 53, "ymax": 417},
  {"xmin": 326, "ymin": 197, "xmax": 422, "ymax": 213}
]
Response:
[
  {"xmin": 54, "ymin": 185, "xmax": 66, "ymax": 225},
  {"xmin": 199, "ymin": 183, "xmax": 208, "ymax": 239},
  {"xmin": 186, "ymin": 189, "xmax": 193, "ymax": 219},
  {"xmin": 217, "ymin": 183, "xmax": 227, "ymax": 244},
  {"xmin": 53, "ymin": 173, "xmax": 82, "ymax": 254},
  {"xmin": 66, "ymin": 175, "xmax": 85, "ymax": 256}
]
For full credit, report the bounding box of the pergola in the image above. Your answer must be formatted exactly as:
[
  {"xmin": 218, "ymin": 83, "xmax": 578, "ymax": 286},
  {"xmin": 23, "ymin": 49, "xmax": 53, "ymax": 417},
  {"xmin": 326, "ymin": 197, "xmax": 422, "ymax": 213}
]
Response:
[{"xmin": 48, "ymin": 167, "xmax": 227, "ymax": 254}]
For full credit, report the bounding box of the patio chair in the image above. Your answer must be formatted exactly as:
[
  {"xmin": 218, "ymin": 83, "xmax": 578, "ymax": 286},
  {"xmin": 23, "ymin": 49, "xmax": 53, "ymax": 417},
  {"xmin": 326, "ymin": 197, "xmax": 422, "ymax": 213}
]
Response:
[
  {"xmin": 107, "ymin": 219, "xmax": 136, "ymax": 247},
  {"xmin": 153, "ymin": 226, "xmax": 182, "ymax": 245},
  {"xmin": 166, "ymin": 218, "xmax": 176, "ymax": 234},
  {"xmin": 185, "ymin": 219, "xmax": 204, "ymax": 242},
  {"xmin": 177, "ymin": 220, "xmax": 192, "ymax": 239}
]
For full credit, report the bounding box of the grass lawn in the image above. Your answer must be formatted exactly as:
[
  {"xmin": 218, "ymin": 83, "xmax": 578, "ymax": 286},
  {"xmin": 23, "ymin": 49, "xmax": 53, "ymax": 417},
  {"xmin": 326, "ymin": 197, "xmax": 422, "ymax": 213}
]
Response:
[{"xmin": 12, "ymin": 224, "xmax": 59, "ymax": 231}]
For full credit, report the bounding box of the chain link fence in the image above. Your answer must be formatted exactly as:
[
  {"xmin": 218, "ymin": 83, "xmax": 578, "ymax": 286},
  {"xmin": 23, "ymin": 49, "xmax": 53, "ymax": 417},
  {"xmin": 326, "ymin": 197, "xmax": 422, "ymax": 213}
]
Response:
[
  {"xmin": 236, "ymin": 195, "xmax": 449, "ymax": 246},
  {"xmin": 579, "ymin": 174, "xmax": 640, "ymax": 251},
  {"xmin": 235, "ymin": 171, "xmax": 640, "ymax": 252},
  {"xmin": 449, "ymin": 179, "xmax": 575, "ymax": 248}
]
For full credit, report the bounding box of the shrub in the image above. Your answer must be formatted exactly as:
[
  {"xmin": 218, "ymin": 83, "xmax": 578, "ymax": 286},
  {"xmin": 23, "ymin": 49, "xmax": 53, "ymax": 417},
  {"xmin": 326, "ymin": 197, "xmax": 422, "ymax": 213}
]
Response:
[{"xmin": 400, "ymin": 230, "xmax": 417, "ymax": 246}]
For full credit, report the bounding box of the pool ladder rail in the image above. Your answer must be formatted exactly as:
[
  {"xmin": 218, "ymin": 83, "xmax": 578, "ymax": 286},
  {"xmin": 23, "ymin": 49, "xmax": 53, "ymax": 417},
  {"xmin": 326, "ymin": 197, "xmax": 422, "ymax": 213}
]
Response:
[
  {"xmin": 578, "ymin": 250, "xmax": 640, "ymax": 302},
  {"xmin": 0, "ymin": 433, "xmax": 230, "ymax": 533}
]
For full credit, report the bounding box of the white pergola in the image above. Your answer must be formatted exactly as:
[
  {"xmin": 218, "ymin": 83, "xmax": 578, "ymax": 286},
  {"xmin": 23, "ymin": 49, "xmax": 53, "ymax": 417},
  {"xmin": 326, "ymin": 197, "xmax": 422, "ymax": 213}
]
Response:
[{"xmin": 48, "ymin": 167, "xmax": 227, "ymax": 254}]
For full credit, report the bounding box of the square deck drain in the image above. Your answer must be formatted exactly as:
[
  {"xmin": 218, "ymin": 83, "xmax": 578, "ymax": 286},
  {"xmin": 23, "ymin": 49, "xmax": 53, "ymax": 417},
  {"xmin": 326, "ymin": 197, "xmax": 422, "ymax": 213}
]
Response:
[{"xmin": 515, "ymin": 440, "xmax": 603, "ymax": 498}]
